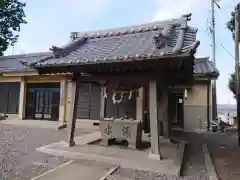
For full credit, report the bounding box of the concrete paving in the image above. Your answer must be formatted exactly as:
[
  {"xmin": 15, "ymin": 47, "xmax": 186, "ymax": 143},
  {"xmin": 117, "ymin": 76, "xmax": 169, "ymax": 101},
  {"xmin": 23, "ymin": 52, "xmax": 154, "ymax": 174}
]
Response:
[
  {"xmin": 38, "ymin": 131, "xmax": 101, "ymax": 149},
  {"xmin": 1, "ymin": 119, "xmax": 99, "ymax": 133},
  {"xmin": 181, "ymin": 142, "xmax": 208, "ymax": 179},
  {"xmin": 31, "ymin": 159, "xmax": 114, "ymax": 180},
  {"xmin": 74, "ymin": 131, "xmax": 101, "ymax": 145},
  {"xmin": 37, "ymin": 132, "xmax": 185, "ymax": 176}
]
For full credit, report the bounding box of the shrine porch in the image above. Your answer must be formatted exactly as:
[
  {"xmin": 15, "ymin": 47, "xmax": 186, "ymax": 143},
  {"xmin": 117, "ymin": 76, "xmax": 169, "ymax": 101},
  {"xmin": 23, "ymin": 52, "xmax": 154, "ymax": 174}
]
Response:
[
  {"xmin": 33, "ymin": 14, "xmax": 200, "ymax": 163},
  {"xmin": 66, "ymin": 75, "xmax": 187, "ymax": 159}
]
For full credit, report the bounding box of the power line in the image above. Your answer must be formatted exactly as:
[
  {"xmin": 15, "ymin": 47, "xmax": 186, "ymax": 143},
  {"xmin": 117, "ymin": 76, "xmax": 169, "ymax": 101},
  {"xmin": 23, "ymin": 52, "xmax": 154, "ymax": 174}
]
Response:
[
  {"xmin": 205, "ymin": 30, "xmax": 235, "ymax": 60},
  {"xmin": 204, "ymin": 0, "xmax": 239, "ymax": 60},
  {"xmin": 220, "ymin": 44, "xmax": 235, "ymax": 59}
]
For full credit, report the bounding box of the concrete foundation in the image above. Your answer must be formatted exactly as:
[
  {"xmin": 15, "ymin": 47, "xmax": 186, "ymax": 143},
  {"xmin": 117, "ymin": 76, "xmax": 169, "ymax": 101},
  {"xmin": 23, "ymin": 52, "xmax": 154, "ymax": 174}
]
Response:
[{"xmin": 37, "ymin": 132, "xmax": 185, "ymax": 176}]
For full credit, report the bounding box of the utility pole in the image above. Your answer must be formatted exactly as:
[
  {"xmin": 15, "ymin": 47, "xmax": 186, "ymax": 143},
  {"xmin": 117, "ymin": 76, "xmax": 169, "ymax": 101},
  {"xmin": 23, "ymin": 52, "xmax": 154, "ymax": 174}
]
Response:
[
  {"xmin": 210, "ymin": 0, "xmax": 217, "ymax": 127},
  {"xmin": 234, "ymin": 10, "xmax": 240, "ymax": 146}
]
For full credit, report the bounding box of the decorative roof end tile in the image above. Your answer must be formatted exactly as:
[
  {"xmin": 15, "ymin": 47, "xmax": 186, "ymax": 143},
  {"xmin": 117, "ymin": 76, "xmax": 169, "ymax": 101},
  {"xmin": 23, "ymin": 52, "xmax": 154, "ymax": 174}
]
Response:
[
  {"xmin": 70, "ymin": 32, "xmax": 80, "ymax": 40},
  {"xmin": 172, "ymin": 22, "xmax": 187, "ymax": 54},
  {"xmin": 51, "ymin": 37, "xmax": 87, "ymax": 58},
  {"xmin": 190, "ymin": 40, "xmax": 200, "ymax": 54},
  {"xmin": 153, "ymin": 34, "xmax": 166, "ymax": 49},
  {"xmin": 51, "ymin": 46, "xmax": 64, "ymax": 58},
  {"xmin": 160, "ymin": 24, "xmax": 174, "ymax": 38},
  {"xmin": 181, "ymin": 13, "xmax": 192, "ymax": 21}
]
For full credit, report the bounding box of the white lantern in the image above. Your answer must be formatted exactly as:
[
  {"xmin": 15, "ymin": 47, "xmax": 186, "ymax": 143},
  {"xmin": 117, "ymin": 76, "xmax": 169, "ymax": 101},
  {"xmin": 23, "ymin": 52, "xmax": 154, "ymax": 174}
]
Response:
[{"xmin": 184, "ymin": 89, "xmax": 188, "ymax": 99}]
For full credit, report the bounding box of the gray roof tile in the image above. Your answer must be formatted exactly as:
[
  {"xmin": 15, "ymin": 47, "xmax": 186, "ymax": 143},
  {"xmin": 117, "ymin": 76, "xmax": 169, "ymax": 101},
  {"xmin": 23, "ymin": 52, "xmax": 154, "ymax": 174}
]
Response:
[
  {"xmin": 35, "ymin": 14, "xmax": 200, "ymax": 67},
  {"xmin": 0, "ymin": 52, "xmax": 218, "ymax": 78},
  {"xmin": 194, "ymin": 57, "xmax": 219, "ymax": 77},
  {"xmin": 0, "ymin": 52, "xmax": 52, "ymax": 73}
]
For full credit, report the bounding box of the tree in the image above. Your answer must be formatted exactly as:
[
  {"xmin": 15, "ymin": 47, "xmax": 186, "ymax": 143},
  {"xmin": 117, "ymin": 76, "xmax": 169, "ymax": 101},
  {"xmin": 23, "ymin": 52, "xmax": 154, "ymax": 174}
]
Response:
[
  {"xmin": 226, "ymin": 2, "xmax": 240, "ymax": 41},
  {"xmin": 227, "ymin": 3, "xmax": 240, "ymax": 98},
  {"xmin": 0, "ymin": 0, "xmax": 27, "ymax": 56},
  {"xmin": 228, "ymin": 72, "xmax": 238, "ymax": 98}
]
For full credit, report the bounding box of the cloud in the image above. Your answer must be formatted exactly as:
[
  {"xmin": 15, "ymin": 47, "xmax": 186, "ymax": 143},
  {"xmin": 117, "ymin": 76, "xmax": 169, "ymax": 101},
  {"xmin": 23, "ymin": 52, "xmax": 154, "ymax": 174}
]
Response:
[
  {"xmin": 4, "ymin": 0, "xmax": 114, "ymax": 55},
  {"xmin": 151, "ymin": 0, "xmax": 240, "ymax": 104},
  {"xmin": 55, "ymin": 0, "xmax": 112, "ymax": 21},
  {"xmin": 152, "ymin": 0, "xmax": 203, "ymax": 21}
]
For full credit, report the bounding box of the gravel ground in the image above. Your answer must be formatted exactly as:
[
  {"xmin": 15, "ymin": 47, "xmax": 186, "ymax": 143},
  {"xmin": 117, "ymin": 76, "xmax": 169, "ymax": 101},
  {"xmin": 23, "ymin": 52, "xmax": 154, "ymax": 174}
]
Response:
[
  {"xmin": 108, "ymin": 142, "xmax": 208, "ymax": 180},
  {"xmin": 108, "ymin": 168, "xmax": 173, "ymax": 180},
  {"xmin": 0, "ymin": 123, "xmax": 86, "ymax": 180},
  {"xmin": 108, "ymin": 168, "xmax": 207, "ymax": 180},
  {"xmin": 204, "ymin": 132, "xmax": 240, "ymax": 180},
  {"xmin": 172, "ymin": 131, "xmax": 240, "ymax": 180}
]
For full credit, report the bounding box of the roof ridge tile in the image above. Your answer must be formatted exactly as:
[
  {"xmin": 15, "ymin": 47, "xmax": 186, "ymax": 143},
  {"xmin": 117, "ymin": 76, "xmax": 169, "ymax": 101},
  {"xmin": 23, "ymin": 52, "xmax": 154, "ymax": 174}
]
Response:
[
  {"xmin": 70, "ymin": 14, "xmax": 191, "ymax": 41},
  {"xmin": 51, "ymin": 37, "xmax": 87, "ymax": 58},
  {"xmin": 0, "ymin": 52, "xmax": 52, "ymax": 60},
  {"xmin": 35, "ymin": 13, "xmax": 201, "ymax": 68}
]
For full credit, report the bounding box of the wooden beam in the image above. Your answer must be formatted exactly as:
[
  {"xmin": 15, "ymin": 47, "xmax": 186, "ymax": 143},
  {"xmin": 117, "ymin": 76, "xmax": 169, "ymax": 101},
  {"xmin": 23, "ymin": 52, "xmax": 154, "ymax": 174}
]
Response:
[
  {"xmin": 2, "ymin": 71, "xmax": 38, "ymax": 77},
  {"xmin": 72, "ymin": 74, "xmax": 154, "ymax": 82}
]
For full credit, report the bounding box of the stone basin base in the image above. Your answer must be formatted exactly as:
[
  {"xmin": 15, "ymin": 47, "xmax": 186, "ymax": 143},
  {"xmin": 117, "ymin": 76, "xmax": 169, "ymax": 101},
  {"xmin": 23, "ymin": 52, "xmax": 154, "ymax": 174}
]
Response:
[
  {"xmin": 100, "ymin": 118, "xmax": 143, "ymax": 149},
  {"xmin": 89, "ymin": 138, "xmax": 151, "ymax": 151}
]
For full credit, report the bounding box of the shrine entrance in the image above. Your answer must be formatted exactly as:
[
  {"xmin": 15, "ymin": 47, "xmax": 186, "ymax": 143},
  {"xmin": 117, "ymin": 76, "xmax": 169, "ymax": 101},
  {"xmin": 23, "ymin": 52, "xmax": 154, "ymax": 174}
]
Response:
[
  {"xmin": 169, "ymin": 92, "xmax": 184, "ymax": 130},
  {"xmin": 25, "ymin": 83, "xmax": 60, "ymax": 121}
]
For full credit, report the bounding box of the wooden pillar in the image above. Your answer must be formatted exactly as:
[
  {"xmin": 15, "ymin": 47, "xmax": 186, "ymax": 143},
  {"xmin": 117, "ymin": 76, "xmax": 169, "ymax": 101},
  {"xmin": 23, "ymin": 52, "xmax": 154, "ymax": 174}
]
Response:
[
  {"xmin": 59, "ymin": 79, "xmax": 68, "ymax": 122},
  {"xmin": 158, "ymin": 87, "xmax": 170, "ymax": 138},
  {"xmin": 67, "ymin": 80, "xmax": 79, "ymax": 147},
  {"xmin": 136, "ymin": 87, "xmax": 144, "ymax": 121},
  {"xmin": 18, "ymin": 77, "xmax": 27, "ymax": 120},
  {"xmin": 100, "ymin": 86, "xmax": 106, "ymax": 120},
  {"xmin": 148, "ymin": 80, "xmax": 162, "ymax": 160}
]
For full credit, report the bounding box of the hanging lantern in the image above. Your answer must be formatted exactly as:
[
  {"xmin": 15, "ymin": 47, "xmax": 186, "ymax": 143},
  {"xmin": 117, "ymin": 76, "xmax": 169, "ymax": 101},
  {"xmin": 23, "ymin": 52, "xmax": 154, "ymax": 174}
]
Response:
[{"xmin": 184, "ymin": 89, "xmax": 188, "ymax": 99}]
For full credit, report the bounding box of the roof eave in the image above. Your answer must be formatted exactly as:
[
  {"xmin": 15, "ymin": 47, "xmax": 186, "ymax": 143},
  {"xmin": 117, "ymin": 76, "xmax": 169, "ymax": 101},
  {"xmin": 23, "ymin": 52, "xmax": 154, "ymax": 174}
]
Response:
[
  {"xmin": 34, "ymin": 50, "xmax": 194, "ymax": 70},
  {"xmin": 194, "ymin": 71, "xmax": 220, "ymax": 79}
]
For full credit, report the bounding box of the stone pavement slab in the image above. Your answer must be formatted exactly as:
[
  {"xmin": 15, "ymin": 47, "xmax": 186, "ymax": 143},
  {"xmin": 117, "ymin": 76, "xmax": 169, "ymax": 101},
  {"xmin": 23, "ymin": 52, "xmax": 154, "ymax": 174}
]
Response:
[
  {"xmin": 38, "ymin": 131, "xmax": 101, "ymax": 149},
  {"xmin": 74, "ymin": 131, "xmax": 101, "ymax": 145},
  {"xmin": 172, "ymin": 131, "xmax": 239, "ymax": 180},
  {"xmin": 31, "ymin": 159, "xmax": 114, "ymax": 180},
  {"xmin": 37, "ymin": 137, "xmax": 184, "ymax": 176},
  {"xmin": 202, "ymin": 144, "xmax": 219, "ymax": 180}
]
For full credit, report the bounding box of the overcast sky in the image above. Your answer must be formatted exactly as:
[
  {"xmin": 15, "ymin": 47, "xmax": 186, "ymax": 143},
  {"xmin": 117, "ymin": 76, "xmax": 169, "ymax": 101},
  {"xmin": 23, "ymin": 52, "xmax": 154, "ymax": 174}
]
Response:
[{"xmin": 4, "ymin": 0, "xmax": 240, "ymax": 104}]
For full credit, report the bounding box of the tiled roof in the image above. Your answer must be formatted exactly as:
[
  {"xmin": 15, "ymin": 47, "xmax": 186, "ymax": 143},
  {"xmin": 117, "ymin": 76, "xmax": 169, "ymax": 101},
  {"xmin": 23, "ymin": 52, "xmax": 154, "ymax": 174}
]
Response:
[
  {"xmin": 34, "ymin": 13, "xmax": 200, "ymax": 67},
  {"xmin": 194, "ymin": 57, "xmax": 219, "ymax": 77},
  {"xmin": 0, "ymin": 52, "xmax": 218, "ymax": 78},
  {"xmin": 0, "ymin": 52, "xmax": 52, "ymax": 73}
]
